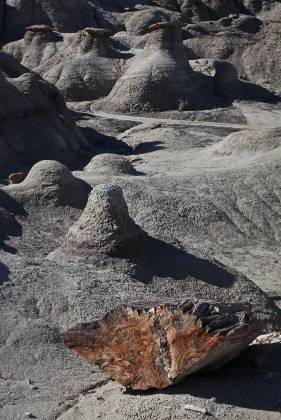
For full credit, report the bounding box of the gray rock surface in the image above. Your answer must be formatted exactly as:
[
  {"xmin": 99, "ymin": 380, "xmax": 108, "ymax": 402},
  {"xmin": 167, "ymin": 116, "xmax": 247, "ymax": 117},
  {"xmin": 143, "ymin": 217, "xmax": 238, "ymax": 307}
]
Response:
[
  {"xmin": 213, "ymin": 127, "xmax": 281, "ymax": 156},
  {"xmin": 4, "ymin": 27, "xmax": 128, "ymax": 102},
  {"xmin": 3, "ymin": 160, "xmax": 91, "ymax": 208},
  {"xmin": 184, "ymin": 18, "xmax": 281, "ymax": 91},
  {"xmin": 95, "ymin": 23, "xmax": 216, "ymax": 112},
  {"xmin": 0, "ymin": 51, "xmax": 90, "ymax": 171},
  {"xmin": 84, "ymin": 153, "xmax": 138, "ymax": 175},
  {"xmin": 1, "ymin": 104, "xmax": 281, "ymax": 419},
  {"xmin": 0, "ymin": 1, "xmax": 281, "ymax": 419},
  {"xmin": 48, "ymin": 183, "xmax": 147, "ymax": 258}
]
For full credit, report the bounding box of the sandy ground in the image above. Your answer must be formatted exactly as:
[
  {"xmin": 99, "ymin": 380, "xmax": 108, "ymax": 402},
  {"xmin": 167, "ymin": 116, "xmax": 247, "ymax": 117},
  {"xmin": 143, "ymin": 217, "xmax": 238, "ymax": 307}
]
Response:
[{"xmin": 1, "ymin": 101, "xmax": 281, "ymax": 419}]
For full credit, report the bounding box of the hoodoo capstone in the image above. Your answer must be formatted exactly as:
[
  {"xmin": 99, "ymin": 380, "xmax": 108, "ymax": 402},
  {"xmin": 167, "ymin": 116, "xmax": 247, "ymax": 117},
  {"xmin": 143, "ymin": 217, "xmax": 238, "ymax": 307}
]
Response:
[{"xmin": 41, "ymin": 28, "xmax": 124, "ymax": 102}]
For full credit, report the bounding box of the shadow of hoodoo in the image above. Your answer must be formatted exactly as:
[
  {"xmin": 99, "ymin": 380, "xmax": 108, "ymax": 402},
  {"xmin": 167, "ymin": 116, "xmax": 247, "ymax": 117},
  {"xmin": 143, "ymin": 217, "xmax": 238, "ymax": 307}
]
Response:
[
  {"xmin": 47, "ymin": 183, "xmax": 148, "ymax": 260},
  {"xmin": 0, "ymin": 261, "xmax": 10, "ymax": 285},
  {"xmin": 0, "ymin": 196, "xmax": 22, "ymax": 254},
  {"xmin": 47, "ymin": 182, "xmax": 235, "ymax": 288},
  {"xmin": 131, "ymin": 237, "xmax": 235, "ymax": 287}
]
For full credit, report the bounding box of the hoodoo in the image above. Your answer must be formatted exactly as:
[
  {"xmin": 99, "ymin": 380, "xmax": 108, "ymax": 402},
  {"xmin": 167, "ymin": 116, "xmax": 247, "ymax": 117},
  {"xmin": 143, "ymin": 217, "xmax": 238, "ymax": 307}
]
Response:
[
  {"xmin": 4, "ymin": 26, "xmax": 127, "ymax": 102},
  {"xmin": 48, "ymin": 184, "xmax": 147, "ymax": 259},
  {"xmin": 0, "ymin": 52, "xmax": 88, "ymax": 170},
  {"xmin": 36, "ymin": 28, "xmax": 126, "ymax": 102},
  {"xmin": 97, "ymin": 22, "xmax": 216, "ymax": 112}
]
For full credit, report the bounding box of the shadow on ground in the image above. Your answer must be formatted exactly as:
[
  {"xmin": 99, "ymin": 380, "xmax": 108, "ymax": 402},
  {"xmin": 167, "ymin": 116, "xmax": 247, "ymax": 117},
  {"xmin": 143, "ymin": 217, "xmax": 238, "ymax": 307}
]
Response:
[
  {"xmin": 135, "ymin": 342, "xmax": 281, "ymax": 412},
  {"xmin": 131, "ymin": 238, "xmax": 235, "ymax": 287},
  {"xmin": 0, "ymin": 189, "xmax": 24, "ymax": 253},
  {"xmin": 0, "ymin": 261, "xmax": 10, "ymax": 285}
]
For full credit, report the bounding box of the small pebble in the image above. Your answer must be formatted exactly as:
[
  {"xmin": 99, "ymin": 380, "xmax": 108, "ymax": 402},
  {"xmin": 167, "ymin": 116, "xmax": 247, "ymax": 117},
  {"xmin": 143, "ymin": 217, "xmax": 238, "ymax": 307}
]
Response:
[
  {"xmin": 184, "ymin": 404, "xmax": 208, "ymax": 414},
  {"xmin": 24, "ymin": 413, "xmax": 36, "ymax": 419}
]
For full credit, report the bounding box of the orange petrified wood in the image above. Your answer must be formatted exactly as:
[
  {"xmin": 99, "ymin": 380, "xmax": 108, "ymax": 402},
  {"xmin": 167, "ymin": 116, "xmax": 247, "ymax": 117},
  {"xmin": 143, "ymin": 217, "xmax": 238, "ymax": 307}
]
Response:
[{"xmin": 64, "ymin": 299, "xmax": 260, "ymax": 390}]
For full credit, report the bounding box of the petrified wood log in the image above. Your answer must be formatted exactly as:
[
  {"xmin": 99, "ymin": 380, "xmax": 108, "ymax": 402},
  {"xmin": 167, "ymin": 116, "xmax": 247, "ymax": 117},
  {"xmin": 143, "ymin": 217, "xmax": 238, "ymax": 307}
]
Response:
[{"xmin": 64, "ymin": 299, "xmax": 260, "ymax": 390}]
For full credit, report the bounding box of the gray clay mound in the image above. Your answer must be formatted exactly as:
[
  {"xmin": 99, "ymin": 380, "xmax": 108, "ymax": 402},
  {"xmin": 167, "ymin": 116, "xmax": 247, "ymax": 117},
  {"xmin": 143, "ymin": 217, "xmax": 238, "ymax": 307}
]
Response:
[
  {"xmin": 0, "ymin": 51, "xmax": 89, "ymax": 170},
  {"xmin": 84, "ymin": 154, "xmax": 137, "ymax": 175},
  {"xmin": 214, "ymin": 128, "xmax": 281, "ymax": 156},
  {"xmin": 185, "ymin": 19, "xmax": 281, "ymax": 91},
  {"xmin": 37, "ymin": 28, "xmax": 127, "ymax": 102},
  {"xmin": 4, "ymin": 160, "xmax": 91, "ymax": 208},
  {"xmin": 124, "ymin": 7, "xmax": 183, "ymax": 35},
  {"xmin": 4, "ymin": 27, "xmax": 128, "ymax": 102},
  {"xmin": 95, "ymin": 23, "xmax": 216, "ymax": 112},
  {"xmin": 48, "ymin": 183, "xmax": 147, "ymax": 259}
]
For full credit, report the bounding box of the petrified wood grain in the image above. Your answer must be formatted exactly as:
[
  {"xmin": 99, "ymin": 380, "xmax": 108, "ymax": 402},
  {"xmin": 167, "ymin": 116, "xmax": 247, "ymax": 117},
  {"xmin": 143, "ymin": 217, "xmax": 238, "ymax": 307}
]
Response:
[{"xmin": 64, "ymin": 299, "xmax": 260, "ymax": 390}]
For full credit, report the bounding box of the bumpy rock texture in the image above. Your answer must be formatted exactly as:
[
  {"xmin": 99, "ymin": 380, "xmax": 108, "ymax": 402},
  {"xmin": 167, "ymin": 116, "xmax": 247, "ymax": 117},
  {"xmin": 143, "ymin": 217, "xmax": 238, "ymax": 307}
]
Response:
[
  {"xmin": 214, "ymin": 128, "xmax": 281, "ymax": 156},
  {"xmin": 96, "ymin": 24, "xmax": 216, "ymax": 112},
  {"xmin": 1, "ymin": 1, "xmax": 281, "ymax": 419},
  {"xmin": 49, "ymin": 183, "xmax": 147, "ymax": 258},
  {"xmin": 85, "ymin": 154, "xmax": 137, "ymax": 175},
  {"xmin": 4, "ymin": 160, "xmax": 91, "ymax": 208}
]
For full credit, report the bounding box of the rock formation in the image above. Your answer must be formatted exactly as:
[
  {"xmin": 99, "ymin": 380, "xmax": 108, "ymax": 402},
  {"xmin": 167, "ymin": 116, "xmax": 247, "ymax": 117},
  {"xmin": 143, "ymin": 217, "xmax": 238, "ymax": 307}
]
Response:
[
  {"xmin": 96, "ymin": 22, "xmax": 216, "ymax": 112},
  {"xmin": 4, "ymin": 27, "xmax": 128, "ymax": 102},
  {"xmin": 124, "ymin": 7, "xmax": 183, "ymax": 35},
  {"xmin": 84, "ymin": 154, "xmax": 137, "ymax": 175},
  {"xmin": 214, "ymin": 128, "xmax": 281, "ymax": 156},
  {"xmin": 184, "ymin": 17, "xmax": 281, "ymax": 91},
  {"xmin": 4, "ymin": 160, "xmax": 90, "ymax": 208},
  {"xmin": 0, "ymin": 51, "xmax": 90, "ymax": 171},
  {"xmin": 3, "ymin": 24, "xmax": 62, "ymax": 68},
  {"xmin": 48, "ymin": 184, "xmax": 147, "ymax": 258},
  {"xmin": 65, "ymin": 298, "xmax": 260, "ymax": 390}
]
